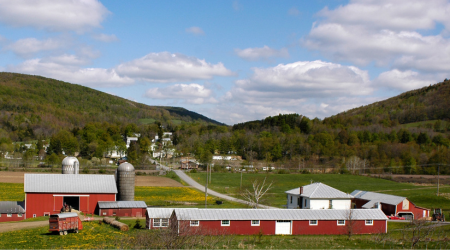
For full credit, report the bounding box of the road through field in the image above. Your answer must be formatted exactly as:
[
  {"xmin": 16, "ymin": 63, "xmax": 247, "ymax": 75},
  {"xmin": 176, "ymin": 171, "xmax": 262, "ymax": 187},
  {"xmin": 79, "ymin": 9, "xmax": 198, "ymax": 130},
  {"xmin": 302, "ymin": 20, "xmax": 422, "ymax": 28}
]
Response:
[{"xmin": 173, "ymin": 170, "xmax": 277, "ymax": 209}]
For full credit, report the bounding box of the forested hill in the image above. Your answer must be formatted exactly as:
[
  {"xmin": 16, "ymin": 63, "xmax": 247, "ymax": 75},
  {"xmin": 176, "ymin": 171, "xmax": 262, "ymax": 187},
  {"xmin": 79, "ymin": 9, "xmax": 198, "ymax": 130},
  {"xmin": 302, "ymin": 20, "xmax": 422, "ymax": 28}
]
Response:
[
  {"xmin": 0, "ymin": 72, "xmax": 223, "ymax": 140},
  {"xmin": 323, "ymin": 79, "xmax": 450, "ymax": 128}
]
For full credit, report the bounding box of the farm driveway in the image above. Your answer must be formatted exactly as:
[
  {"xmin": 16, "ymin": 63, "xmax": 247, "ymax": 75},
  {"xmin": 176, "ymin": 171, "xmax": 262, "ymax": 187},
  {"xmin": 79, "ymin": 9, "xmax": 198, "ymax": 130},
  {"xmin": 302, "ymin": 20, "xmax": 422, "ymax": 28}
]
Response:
[
  {"xmin": 0, "ymin": 221, "xmax": 48, "ymax": 233},
  {"xmin": 173, "ymin": 170, "xmax": 277, "ymax": 209}
]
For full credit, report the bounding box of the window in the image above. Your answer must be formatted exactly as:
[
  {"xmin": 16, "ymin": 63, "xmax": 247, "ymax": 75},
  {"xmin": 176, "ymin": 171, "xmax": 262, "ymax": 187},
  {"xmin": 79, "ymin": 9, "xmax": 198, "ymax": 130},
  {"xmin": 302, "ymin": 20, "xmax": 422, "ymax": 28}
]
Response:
[
  {"xmin": 102, "ymin": 212, "xmax": 107, "ymax": 215},
  {"xmin": 329, "ymin": 200, "xmax": 333, "ymax": 209},
  {"xmin": 365, "ymin": 220, "xmax": 373, "ymax": 225},
  {"xmin": 33, "ymin": 214, "xmax": 36, "ymax": 218},
  {"xmin": 44, "ymin": 212, "xmax": 50, "ymax": 216},
  {"xmin": 221, "ymin": 220, "xmax": 230, "ymax": 226},
  {"xmin": 153, "ymin": 218, "xmax": 169, "ymax": 227},
  {"xmin": 290, "ymin": 196, "xmax": 293, "ymax": 204},
  {"xmin": 190, "ymin": 220, "xmax": 199, "ymax": 227},
  {"xmin": 337, "ymin": 220, "xmax": 345, "ymax": 225},
  {"xmin": 304, "ymin": 199, "xmax": 307, "ymax": 207},
  {"xmin": 17, "ymin": 213, "xmax": 23, "ymax": 217},
  {"xmin": 251, "ymin": 220, "xmax": 260, "ymax": 226},
  {"xmin": 402, "ymin": 200, "xmax": 409, "ymax": 210},
  {"xmin": 309, "ymin": 220, "xmax": 318, "ymax": 225},
  {"xmin": 7, "ymin": 213, "xmax": 12, "ymax": 217}
]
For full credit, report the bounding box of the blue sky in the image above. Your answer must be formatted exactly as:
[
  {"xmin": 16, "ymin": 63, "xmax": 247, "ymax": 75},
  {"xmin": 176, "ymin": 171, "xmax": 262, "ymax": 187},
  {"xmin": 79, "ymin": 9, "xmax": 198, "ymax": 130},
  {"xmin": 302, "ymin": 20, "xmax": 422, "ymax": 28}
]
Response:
[{"xmin": 0, "ymin": 0, "xmax": 449, "ymax": 125}]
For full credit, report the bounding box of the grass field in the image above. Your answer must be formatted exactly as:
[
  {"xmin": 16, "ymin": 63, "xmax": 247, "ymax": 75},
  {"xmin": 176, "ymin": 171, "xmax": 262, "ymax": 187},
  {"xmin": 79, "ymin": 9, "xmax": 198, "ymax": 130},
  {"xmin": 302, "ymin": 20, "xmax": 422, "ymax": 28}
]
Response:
[
  {"xmin": 188, "ymin": 172, "xmax": 450, "ymax": 210},
  {"xmin": 0, "ymin": 221, "xmax": 449, "ymax": 249},
  {"xmin": 0, "ymin": 182, "xmax": 25, "ymax": 201}
]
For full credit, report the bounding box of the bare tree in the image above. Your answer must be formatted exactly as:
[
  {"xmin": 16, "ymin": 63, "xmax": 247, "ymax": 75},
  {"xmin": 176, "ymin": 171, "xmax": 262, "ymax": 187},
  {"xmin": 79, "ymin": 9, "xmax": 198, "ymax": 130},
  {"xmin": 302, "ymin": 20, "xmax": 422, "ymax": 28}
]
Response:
[
  {"xmin": 402, "ymin": 219, "xmax": 438, "ymax": 249},
  {"xmin": 241, "ymin": 177, "xmax": 273, "ymax": 208},
  {"xmin": 342, "ymin": 209, "xmax": 361, "ymax": 239}
]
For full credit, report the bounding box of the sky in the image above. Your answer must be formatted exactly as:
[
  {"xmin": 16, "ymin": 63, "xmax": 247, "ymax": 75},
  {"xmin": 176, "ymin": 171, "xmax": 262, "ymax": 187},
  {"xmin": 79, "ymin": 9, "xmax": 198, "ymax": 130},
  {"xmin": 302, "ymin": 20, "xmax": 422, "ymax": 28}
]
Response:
[{"xmin": 0, "ymin": 0, "xmax": 449, "ymax": 125}]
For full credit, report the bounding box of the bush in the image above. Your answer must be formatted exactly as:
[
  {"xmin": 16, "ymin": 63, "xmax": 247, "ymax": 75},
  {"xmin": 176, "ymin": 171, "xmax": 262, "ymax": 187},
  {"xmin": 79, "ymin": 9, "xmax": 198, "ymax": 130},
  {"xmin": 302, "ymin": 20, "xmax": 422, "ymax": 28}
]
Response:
[
  {"xmin": 98, "ymin": 169, "xmax": 106, "ymax": 174},
  {"xmin": 115, "ymin": 216, "xmax": 120, "ymax": 221},
  {"xmin": 277, "ymin": 169, "xmax": 290, "ymax": 174},
  {"xmin": 190, "ymin": 169, "xmax": 197, "ymax": 173},
  {"xmin": 134, "ymin": 219, "xmax": 143, "ymax": 229}
]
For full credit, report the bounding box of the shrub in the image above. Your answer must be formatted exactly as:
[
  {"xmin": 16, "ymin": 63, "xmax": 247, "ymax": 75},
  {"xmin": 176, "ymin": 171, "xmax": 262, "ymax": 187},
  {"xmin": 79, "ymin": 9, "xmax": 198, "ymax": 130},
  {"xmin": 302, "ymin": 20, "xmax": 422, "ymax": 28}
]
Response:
[{"xmin": 134, "ymin": 219, "xmax": 143, "ymax": 229}]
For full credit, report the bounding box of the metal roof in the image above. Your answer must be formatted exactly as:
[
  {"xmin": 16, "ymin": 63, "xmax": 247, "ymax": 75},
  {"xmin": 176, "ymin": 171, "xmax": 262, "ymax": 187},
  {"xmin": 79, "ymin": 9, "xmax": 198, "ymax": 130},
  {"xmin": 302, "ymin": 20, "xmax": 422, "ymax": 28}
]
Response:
[
  {"xmin": 174, "ymin": 209, "xmax": 387, "ymax": 221},
  {"xmin": 0, "ymin": 201, "xmax": 25, "ymax": 213},
  {"xmin": 351, "ymin": 190, "xmax": 405, "ymax": 206},
  {"xmin": 50, "ymin": 212, "xmax": 79, "ymax": 218},
  {"xmin": 98, "ymin": 201, "xmax": 147, "ymax": 209},
  {"xmin": 146, "ymin": 208, "xmax": 199, "ymax": 218},
  {"xmin": 286, "ymin": 182, "xmax": 353, "ymax": 199},
  {"xmin": 24, "ymin": 174, "xmax": 118, "ymax": 194}
]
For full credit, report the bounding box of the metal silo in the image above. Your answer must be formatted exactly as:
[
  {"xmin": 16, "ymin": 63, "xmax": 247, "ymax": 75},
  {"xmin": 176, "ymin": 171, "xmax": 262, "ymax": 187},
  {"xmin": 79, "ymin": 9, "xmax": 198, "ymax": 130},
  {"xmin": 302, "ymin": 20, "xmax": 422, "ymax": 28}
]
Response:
[
  {"xmin": 116, "ymin": 162, "xmax": 135, "ymax": 201},
  {"xmin": 62, "ymin": 157, "xmax": 79, "ymax": 174}
]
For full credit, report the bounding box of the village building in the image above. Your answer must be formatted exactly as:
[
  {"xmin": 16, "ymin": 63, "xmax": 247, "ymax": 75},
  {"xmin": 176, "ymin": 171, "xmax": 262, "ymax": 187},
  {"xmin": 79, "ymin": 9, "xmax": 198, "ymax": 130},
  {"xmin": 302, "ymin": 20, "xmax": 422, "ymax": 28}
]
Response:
[
  {"xmin": 285, "ymin": 182, "xmax": 353, "ymax": 209},
  {"xmin": 98, "ymin": 201, "xmax": 146, "ymax": 217},
  {"xmin": 351, "ymin": 190, "xmax": 430, "ymax": 220},
  {"xmin": 0, "ymin": 201, "xmax": 25, "ymax": 222}
]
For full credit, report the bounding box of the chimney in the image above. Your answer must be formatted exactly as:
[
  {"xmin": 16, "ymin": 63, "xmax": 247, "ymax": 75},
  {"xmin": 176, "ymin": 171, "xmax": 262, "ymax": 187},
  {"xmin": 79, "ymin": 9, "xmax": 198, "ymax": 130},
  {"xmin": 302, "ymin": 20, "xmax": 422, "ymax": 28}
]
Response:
[{"xmin": 300, "ymin": 186, "xmax": 303, "ymax": 194}]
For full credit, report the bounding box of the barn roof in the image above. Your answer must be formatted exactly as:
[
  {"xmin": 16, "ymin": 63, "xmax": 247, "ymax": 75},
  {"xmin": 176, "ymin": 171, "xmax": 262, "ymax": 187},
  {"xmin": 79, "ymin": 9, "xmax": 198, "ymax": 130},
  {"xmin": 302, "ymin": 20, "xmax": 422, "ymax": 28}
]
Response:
[
  {"xmin": 174, "ymin": 209, "xmax": 387, "ymax": 221},
  {"xmin": 24, "ymin": 174, "xmax": 117, "ymax": 194},
  {"xmin": 0, "ymin": 201, "xmax": 25, "ymax": 213},
  {"xmin": 98, "ymin": 201, "xmax": 147, "ymax": 209},
  {"xmin": 351, "ymin": 190, "xmax": 405, "ymax": 207},
  {"xmin": 286, "ymin": 182, "xmax": 353, "ymax": 199},
  {"xmin": 146, "ymin": 208, "xmax": 198, "ymax": 218}
]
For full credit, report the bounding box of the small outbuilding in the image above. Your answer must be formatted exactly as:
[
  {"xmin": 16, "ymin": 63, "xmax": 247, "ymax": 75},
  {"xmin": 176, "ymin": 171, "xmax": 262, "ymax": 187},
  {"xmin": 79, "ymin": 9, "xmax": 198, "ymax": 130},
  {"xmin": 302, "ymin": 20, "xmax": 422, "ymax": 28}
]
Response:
[
  {"xmin": 285, "ymin": 182, "xmax": 353, "ymax": 209},
  {"xmin": 145, "ymin": 208, "xmax": 179, "ymax": 229},
  {"xmin": 98, "ymin": 201, "xmax": 147, "ymax": 217},
  {"xmin": 0, "ymin": 201, "xmax": 25, "ymax": 222},
  {"xmin": 351, "ymin": 190, "xmax": 430, "ymax": 220}
]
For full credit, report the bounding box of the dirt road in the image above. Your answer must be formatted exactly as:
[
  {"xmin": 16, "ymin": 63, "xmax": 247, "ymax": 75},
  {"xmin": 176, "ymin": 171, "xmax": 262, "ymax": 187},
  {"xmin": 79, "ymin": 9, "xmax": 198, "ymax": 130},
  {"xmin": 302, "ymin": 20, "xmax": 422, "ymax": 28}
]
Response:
[{"xmin": 0, "ymin": 220, "xmax": 48, "ymax": 233}]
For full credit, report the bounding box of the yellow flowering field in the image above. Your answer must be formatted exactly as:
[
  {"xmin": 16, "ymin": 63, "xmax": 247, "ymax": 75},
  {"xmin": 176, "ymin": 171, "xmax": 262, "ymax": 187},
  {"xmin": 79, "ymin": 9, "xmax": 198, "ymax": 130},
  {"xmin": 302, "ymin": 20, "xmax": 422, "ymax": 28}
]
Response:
[
  {"xmin": 135, "ymin": 186, "xmax": 214, "ymax": 206},
  {"xmin": 0, "ymin": 182, "xmax": 24, "ymax": 201}
]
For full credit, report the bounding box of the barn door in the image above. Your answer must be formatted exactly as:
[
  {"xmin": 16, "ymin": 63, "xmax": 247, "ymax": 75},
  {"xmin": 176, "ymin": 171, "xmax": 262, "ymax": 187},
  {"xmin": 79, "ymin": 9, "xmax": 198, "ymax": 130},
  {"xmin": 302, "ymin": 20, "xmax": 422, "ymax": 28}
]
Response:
[{"xmin": 275, "ymin": 220, "xmax": 291, "ymax": 235}]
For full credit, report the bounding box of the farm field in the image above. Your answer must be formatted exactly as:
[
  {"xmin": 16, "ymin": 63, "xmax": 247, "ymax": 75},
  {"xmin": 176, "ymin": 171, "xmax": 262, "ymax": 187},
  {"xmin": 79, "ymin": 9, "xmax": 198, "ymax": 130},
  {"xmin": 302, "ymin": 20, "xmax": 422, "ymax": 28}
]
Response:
[
  {"xmin": 0, "ymin": 221, "xmax": 449, "ymax": 249},
  {"xmin": 188, "ymin": 173, "xmax": 450, "ymax": 211}
]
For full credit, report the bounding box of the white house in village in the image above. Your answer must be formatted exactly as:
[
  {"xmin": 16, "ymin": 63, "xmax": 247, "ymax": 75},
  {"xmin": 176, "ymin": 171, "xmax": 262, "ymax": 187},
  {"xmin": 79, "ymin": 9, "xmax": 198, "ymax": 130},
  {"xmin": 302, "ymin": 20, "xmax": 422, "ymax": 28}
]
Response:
[{"xmin": 285, "ymin": 182, "xmax": 353, "ymax": 209}]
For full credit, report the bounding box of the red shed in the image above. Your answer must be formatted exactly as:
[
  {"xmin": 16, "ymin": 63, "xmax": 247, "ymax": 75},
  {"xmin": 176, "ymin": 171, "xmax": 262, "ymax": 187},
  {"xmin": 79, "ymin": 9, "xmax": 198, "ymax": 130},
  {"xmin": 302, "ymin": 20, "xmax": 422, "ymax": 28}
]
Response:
[
  {"xmin": 0, "ymin": 201, "xmax": 25, "ymax": 222},
  {"xmin": 171, "ymin": 208, "xmax": 387, "ymax": 235},
  {"xmin": 351, "ymin": 190, "xmax": 430, "ymax": 220},
  {"xmin": 98, "ymin": 201, "xmax": 147, "ymax": 217},
  {"xmin": 24, "ymin": 174, "xmax": 117, "ymax": 219}
]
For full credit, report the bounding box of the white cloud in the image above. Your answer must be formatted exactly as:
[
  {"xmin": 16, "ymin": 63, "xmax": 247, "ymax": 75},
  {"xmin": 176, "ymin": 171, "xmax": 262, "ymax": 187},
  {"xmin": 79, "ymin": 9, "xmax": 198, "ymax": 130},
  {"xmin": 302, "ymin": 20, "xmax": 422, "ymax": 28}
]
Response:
[
  {"xmin": 374, "ymin": 69, "xmax": 440, "ymax": 91},
  {"xmin": 144, "ymin": 83, "xmax": 217, "ymax": 104},
  {"xmin": 7, "ymin": 57, "xmax": 134, "ymax": 88},
  {"xmin": 92, "ymin": 33, "xmax": 119, "ymax": 42},
  {"xmin": 115, "ymin": 52, "xmax": 234, "ymax": 83},
  {"xmin": 185, "ymin": 26, "xmax": 205, "ymax": 35},
  {"xmin": 235, "ymin": 45, "xmax": 289, "ymax": 61},
  {"xmin": 5, "ymin": 37, "xmax": 67, "ymax": 57},
  {"xmin": 0, "ymin": 0, "xmax": 110, "ymax": 32}
]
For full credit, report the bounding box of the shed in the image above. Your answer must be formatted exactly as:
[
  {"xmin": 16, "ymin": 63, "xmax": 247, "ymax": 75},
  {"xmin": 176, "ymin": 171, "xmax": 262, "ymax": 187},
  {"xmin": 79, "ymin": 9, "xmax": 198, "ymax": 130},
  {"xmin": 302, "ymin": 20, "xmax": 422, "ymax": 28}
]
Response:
[
  {"xmin": 98, "ymin": 201, "xmax": 147, "ymax": 217},
  {"xmin": 351, "ymin": 190, "xmax": 430, "ymax": 220},
  {"xmin": 0, "ymin": 201, "xmax": 25, "ymax": 222},
  {"xmin": 172, "ymin": 208, "xmax": 387, "ymax": 235},
  {"xmin": 24, "ymin": 174, "xmax": 117, "ymax": 219},
  {"xmin": 286, "ymin": 182, "xmax": 353, "ymax": 209}
]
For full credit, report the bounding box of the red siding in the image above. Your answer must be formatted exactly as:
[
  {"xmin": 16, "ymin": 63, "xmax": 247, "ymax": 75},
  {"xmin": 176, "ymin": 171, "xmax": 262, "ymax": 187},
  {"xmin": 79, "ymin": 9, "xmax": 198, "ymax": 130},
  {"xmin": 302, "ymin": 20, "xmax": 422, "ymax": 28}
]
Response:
[
  {"xmin": 396, "ymin": 200, "xmax": 429, "ymax": 219},
  {"xmin": 293, "ymin": 220, "xmax": 386, "ymax": 235},
  {"xmin": 26, "ymin": 193, "xmax": 115, "ymax": 218},
  {"xmin": 0, "ymin": 213, "xmax": 25, "ymax": 222},
  {"xmin": 100, "ymin": 208, "xmax": 146, "ymax": 217}
]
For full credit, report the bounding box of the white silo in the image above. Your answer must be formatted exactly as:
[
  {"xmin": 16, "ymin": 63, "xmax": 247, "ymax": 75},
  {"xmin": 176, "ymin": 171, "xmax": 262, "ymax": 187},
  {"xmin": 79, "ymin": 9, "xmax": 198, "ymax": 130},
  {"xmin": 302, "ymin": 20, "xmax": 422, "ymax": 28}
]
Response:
[
  {"xmin": 116, "ymin": 162, "xmax": 135, "ymax": 201},
  {"xmin": 62, "ymin": 156, "xmax": 79, "ymax": 174}
]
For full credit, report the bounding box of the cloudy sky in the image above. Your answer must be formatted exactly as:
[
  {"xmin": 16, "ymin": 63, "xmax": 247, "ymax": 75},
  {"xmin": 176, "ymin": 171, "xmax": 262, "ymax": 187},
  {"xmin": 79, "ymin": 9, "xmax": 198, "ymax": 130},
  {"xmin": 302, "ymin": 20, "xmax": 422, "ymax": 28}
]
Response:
[{"xmin": 1, "ymin": 0, "xmax": 449, "ymax": 125}]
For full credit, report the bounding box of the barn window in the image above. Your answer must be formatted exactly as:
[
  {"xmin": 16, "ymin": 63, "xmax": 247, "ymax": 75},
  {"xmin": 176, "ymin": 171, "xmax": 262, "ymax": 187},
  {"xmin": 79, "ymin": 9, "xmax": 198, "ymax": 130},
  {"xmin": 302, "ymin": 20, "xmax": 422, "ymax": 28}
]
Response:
[
  {"xmin": 337, "ymin": 220, "xmax": 345, "ymax": 225},
  {"xmin": 309, "ymin": 220, "xmax": 318, "ymax": 225},
  {"xmin": 44, "ymin": 212, "xmax": 50, "ymax": 216},
  {"xmin": 365, "ymin": 220, "xmax": 373, "ymax": 225},
  {"xmin": 190, "ymin": 220, "xmax": 199, "ymax": 226},
  {"xmin": 251, "ymin": 220, "xmax": 260, "ymax": 226},
  {"xmin": 153, "ymin": 218, "xmax": 169, "ymax": 227},
  {"xmin": 17, "ymin": 213, "xmax": 23, "ymax": 217},
  {"xmin": 33, "ymin": 214, "xmax": 36, "ymax": 218},
  {"xmin": 7, "ymin": 213, "xmax": 12, "ymax": 217},
  {"xmin": 221, "ymin": 220, "xmax": 230, "ymax": 226}
]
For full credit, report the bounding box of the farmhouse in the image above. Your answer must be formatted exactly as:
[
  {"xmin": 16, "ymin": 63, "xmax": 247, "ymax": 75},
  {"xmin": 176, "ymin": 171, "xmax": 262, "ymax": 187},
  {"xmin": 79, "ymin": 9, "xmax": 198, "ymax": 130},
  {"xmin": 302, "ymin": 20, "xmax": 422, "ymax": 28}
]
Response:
[
  {"xmin": 24, "ymin": 174, "xmax": 117, "ymax": 219},
  {"xmin": 285, "ymin": 182, "xmax": 353, "ymax": 209},
  {"xmin": 98, "ymin": 201, "xmax": 147, "ymax": 217},
  {"xmin": 0, "ymin": 201, "xmax": 25, "ymax": 222},
  {"xmin": 351, "ymin": 190, "xmax": 430, "ymax": 220},
  {"xmin": 171, "ymin": 208, "xmax": 387, "ymax": 235}
]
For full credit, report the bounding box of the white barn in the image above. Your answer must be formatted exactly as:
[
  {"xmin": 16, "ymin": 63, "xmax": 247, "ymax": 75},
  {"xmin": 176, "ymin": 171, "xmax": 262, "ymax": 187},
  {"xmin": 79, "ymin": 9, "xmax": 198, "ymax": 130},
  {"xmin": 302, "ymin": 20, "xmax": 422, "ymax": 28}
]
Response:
[{"xmin": 285, "ymin": 182, "xmax": 353, "ymax": 209}]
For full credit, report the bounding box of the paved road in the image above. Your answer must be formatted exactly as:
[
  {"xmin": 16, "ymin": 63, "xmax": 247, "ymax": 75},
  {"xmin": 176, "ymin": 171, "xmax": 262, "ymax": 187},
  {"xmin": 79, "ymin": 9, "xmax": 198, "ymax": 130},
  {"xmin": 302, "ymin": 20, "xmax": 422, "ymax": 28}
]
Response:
[{"xmin": 173, "ymin": 170, "xmax": 277, "ymax": 209}]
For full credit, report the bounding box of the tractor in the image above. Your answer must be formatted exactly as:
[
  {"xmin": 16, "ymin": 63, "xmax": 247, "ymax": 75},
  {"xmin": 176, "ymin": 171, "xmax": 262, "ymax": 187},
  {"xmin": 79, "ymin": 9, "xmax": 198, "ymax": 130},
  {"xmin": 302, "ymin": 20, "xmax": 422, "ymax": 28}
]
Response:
[{"xmin": 432, "ymin": 208, "xmax": 445, "ymax": 222}]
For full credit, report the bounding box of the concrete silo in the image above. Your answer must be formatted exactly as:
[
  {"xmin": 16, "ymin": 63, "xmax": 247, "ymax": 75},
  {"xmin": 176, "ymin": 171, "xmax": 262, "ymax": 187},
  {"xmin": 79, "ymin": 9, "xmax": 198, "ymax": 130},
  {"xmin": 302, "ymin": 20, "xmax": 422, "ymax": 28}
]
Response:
[
  {"xmin": 62, "ymin": 157, "xmax": 79, "ymax": 174},
  {"xmin": 116, "ymin": 162, "xmax": 135, "ymax": 201}
]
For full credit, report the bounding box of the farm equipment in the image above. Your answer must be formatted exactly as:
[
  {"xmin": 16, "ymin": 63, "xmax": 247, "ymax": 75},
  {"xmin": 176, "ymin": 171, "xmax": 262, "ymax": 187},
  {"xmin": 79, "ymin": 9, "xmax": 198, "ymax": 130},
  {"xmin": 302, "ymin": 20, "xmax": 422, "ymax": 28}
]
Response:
[
  {"xmin": 49, "ymin": 212, "xmax": 83, "ymax": 235},
  {"xmin": 432, "ymin": 208, "xmax": 445, "ymax": 222}
]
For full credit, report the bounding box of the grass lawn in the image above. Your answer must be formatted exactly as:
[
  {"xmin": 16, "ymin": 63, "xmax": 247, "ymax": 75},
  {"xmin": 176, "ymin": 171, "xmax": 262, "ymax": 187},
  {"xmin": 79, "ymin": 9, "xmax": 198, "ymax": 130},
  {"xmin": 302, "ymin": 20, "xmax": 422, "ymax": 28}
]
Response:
[
  {"xmin": 188, "ymin": 172, "xmax": 450, "ymax": 210},
  {"xmin": 137, "ymin": 118, "xmax": 156, "ymax": 124},
  {"xmin": 0, "ymin": 182, "xmax": 24, "ymax": 201}
]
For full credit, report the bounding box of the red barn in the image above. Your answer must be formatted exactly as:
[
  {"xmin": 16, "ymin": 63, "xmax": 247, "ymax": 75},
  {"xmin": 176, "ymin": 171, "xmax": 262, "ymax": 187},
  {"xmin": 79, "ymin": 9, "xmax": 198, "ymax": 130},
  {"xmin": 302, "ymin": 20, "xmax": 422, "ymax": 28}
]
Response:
[
  {"xmin": 171, "ymin": 208, "xmax": 387, "ymax": 235},
  {"xmin": 98, "ymin": 201, "xmax": 147, "ymax": 217},
  {"xmin": 24, "ymin": 174, "xmax": 117, "ymax": 219},
  {"xmin": 351, "ymin": 190, "xmax": 430, "ymax": 220},
  {"xmin": 0, "ymin": 201, "xmax": 25, "ymax": 222}
]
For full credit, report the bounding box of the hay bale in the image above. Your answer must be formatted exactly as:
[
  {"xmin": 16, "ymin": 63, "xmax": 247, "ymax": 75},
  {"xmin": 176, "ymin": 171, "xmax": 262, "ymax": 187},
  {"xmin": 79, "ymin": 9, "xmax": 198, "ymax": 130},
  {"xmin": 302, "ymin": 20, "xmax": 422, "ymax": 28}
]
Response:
[{"xmin": 103, "ymin": 217, "xmax": 129, "ymax": 231}]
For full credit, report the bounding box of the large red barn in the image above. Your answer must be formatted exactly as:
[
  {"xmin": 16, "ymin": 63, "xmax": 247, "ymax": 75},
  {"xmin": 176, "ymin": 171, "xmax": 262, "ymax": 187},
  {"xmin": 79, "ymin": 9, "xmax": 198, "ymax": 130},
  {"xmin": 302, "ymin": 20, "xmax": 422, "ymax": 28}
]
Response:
[{"xmin": 24, "ymin": 174, "xmax": 117, "ymax": 219}]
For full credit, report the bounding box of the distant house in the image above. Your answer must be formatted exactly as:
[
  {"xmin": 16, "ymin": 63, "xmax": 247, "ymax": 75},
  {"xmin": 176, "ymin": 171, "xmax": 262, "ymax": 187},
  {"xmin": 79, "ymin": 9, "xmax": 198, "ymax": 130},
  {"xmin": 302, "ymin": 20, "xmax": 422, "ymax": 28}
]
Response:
[
  {"xmin": 180, "ymin": 158, "xmax": 199, "ymax": 169},
  {"xmin": 285, "ymin": 182, "xmax": 353, "ymax": 209},
  {"xmin": 98, "ymin": 201, "xmax": 147, "ymax": 217},
  {"xmin": 351, "ymin": 190, "xmax": 430, "ymax": 220},
  {"xmin": 0, "ymin": 201, "xmax": 25, "ymax": 222}
]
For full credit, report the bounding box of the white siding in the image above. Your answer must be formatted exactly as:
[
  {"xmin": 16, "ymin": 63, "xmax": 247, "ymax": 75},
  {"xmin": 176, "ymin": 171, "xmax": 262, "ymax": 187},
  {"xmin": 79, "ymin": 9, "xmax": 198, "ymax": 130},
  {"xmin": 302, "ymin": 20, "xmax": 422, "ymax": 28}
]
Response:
[
  {"xmin": 310, "ymin": 199, "xmax": 329, "ymax": 209},
  {"xmin": 331, "ymin": 199, "xmax": 351, "ymax": 209}
]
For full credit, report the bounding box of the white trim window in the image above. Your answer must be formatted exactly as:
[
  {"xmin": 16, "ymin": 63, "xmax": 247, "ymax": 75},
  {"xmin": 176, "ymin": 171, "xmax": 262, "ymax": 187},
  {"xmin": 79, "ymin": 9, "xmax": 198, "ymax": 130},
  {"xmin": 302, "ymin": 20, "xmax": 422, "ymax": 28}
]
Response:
[
  {"xmin": 251, "ymin": 220, "xmax": 260, "ymax": 226},
  {"xmin": 309, "ymin": 220, "xmax": 318, "ymax": 225},
  {"xmin": 17, "ymin": 213, "xmax": 23, "ymax": 217},
  {"xmin": 365, "ymin": 220, "xmax": 373, "ymax": 225},
  {"xmin": 153, "ymin": 218, "xmax": 169, "ymax": 227},
  {"xmin": 221, "ymin": 220, "xmax": 230, "ymax": 226},
  {"xmin": 33, "ymin": 214, "xmax": 36, "ymax": 218},
  {"xmin": 7, "ymin": 213, "xmax": 12, "ymax": 217},
  {"xmin": 337, "ymin": 220, "xmax": 345, "ymax": 226},
  {"xmin": 44, "ymin": 212, "xmax": 50, "ymax": 216},
  {"xmin": 190, "ymin": 220, "xmax": 199, "ymax": 227}
]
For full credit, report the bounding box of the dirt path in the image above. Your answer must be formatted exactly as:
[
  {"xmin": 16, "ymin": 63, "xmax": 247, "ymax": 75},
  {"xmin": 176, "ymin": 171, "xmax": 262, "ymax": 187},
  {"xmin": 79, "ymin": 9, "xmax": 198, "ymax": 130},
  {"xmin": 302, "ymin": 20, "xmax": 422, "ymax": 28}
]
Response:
[{"xmin": 0, "ymin": 220, "xmax": 48, "ymax": 233}]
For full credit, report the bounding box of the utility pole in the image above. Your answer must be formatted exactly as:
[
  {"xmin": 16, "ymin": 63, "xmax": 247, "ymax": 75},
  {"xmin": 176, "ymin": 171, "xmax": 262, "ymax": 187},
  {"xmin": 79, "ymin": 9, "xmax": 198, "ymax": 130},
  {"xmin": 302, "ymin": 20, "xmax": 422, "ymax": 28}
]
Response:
[
  {"xmin": 437, "ymin": 165, "xmax": 440, "ymax": 196},
  {"xmin": 205, "ymin": 163, "xmax": 208, "ymax": 208},
  {"xmin": 240, "ymin": 170, "xmax": 243, "ymax": 189}
]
